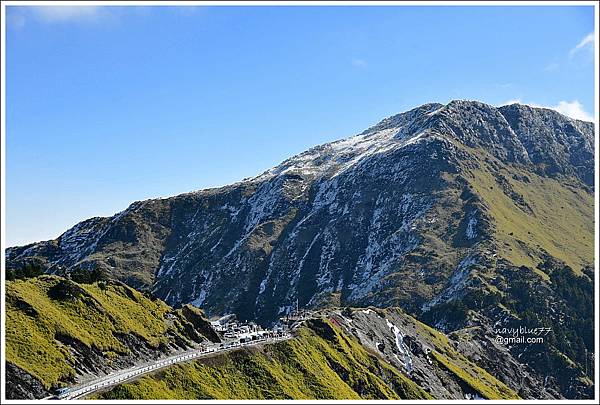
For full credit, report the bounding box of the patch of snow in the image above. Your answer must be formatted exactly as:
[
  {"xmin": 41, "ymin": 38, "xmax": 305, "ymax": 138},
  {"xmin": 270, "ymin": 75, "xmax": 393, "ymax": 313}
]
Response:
[
  {"xmin": 158, "ymin": 225, "xmax": 212, "ymax": 277},
  {"xmin": 190, "ymin": 289, "xmax": 207, "ymax": 307},
  {"xmin": 244, "ymin": 180, "xmax": 281, "ymax": 233},
  {"xmin": 349, "ymin": 193, "xmax": 430, "ymax": 301},
  {"xmin": 386, "ymin": 319, "xmax": 414, "ymax": 374},
  {"xmin": 312, "ymin": 178, "xmax": 339, "ymax": 212},
  {"xmin": 291, "ymin": 232, "xmax": 322, "ymax": 287},
  {"xmin": 339, "ymin": 314, "xmax": 353, "ymax": 324},
  {"xmin": 221, "ymin": 203, "xmax": 242, "ymax": 219},
  {"xmin": 315, "ymin": 228, "xmax": 338, "ymax": 289},
  {"xmin": 427, "ymin": 106, "xmax": 445, "ymax": 116},
  {"xmin": 258, "ymin": 279, "xmax": 268, "ymax": 295},
  {"xmin": 466, "ymin": 212, "xmax": 478, "ymax": 240},
  {"xmin": 249, "ymin": 115, "xmax": 436, "ymax": 187}
]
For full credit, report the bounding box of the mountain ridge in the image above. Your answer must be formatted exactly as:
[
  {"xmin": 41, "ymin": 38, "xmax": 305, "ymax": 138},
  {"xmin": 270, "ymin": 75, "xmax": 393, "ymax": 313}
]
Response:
[{"xmin": 6, "ymin": 99, "xmax": 593, "ymax": 248}]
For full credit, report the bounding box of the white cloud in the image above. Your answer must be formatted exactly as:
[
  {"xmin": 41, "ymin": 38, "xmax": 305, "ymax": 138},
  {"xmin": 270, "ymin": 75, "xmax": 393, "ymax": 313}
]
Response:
[
  {"xmin": 8, "ymin": 6, "xmax": 112, "ymax": 26},
  {"xmin": 500, "ymin": 99, "xmax": 594, "ymax": 122},
  {"xmin": 552, "ymin": 100, "xmax": 594, "ymax": 121},
  {"xmin": 569, "ymin": 32, "xmax": 594, "ymax": 57},
  {"xmin": 32, "ymin": 6, "xmax": 103, "ymax": 22}
]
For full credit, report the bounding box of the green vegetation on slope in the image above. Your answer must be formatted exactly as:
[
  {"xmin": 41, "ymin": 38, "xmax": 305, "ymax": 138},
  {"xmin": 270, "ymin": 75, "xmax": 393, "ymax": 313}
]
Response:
[
  {"xmin": 96, "ymin": 312, "xmax": 519, "ymax": 400},
  {"xmin": 461, "ymin": 145, "xmax": 593, "ymax": 273},
  {"xmin": 96, "ymin": 318, "xmax": 431, "ymax": 400},
  {"xmin": 7, "ymin": 275, "xmax": 520, "ymax": 401},
  {"xmin": 502, "ymin": 261, "xmax": 595, "ymax": 397},
  {"xmin": 5, "ymin": 276, "xmax": 211, "ymax": 389}
]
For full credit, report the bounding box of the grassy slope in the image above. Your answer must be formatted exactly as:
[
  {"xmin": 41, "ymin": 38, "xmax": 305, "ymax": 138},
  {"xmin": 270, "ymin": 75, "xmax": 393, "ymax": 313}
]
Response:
[
  {"xmin": 96, "ymin": 319, "xmax": 430, "ymax": 400},
  {"xmin": 97, "ymin": 315, "xmax": 518, "ymax": 400},
  {"xmin": 5, "ymin": 276, "xmax": 182, "ymax": 388},
  {"xmin": 6, "ymin": 275, "xmax": 516, "ymax": 401},
  {"xmin": 460, "ymin": 145, "xmax": 593, "ymax": 273}
]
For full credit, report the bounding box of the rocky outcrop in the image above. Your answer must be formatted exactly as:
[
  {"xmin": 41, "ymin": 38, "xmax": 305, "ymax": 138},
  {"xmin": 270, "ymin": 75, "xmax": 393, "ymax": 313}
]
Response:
[
  {"xmin": 5, "ymin": 363, "xmax": 50, "ymax": 400},
  {"xmin": 178, "ymin": 304, "xmax": 221, "ymax": 343}
]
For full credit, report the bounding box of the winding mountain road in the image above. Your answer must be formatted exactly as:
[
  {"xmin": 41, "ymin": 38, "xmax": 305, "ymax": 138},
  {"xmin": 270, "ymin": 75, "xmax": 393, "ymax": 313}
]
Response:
[{"xmin": 59, "ymin": 334, "xmax": 291, "ymax": 400}]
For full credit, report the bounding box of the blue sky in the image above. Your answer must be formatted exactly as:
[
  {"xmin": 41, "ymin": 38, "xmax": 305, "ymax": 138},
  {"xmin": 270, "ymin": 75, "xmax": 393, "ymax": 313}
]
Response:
[{"xmin": 4, "ymin": 5, "xmax": 596, "ymax": 247}]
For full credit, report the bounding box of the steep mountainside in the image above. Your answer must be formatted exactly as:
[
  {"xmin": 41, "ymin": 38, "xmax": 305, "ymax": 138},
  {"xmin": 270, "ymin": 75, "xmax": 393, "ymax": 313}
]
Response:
[
  {"xmin": 7, "ymin": 101, "xmax": 593, "ymax": 318},
  {"xmin": 5, "ymin": 276, "xmax": 219, "ymax": 399},
  {"xmin": 95, "ymin": 308, "xmax": 522, "ymax": 400},
  {"xmin": 6, "ymin": 100, "xmax": 595, "ymax": 398}
]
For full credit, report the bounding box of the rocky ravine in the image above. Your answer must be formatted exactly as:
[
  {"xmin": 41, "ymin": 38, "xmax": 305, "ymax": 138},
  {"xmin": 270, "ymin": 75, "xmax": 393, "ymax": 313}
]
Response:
[{"xmin": 6, "ymin": 100, "xmax": 595, "ymax": 398}]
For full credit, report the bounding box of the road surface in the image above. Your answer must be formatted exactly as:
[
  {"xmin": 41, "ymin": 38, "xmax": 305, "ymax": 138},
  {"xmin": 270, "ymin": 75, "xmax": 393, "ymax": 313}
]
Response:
[{"xmin": 60, "ymin": 334, "xmax": 291, "ymax": 400}]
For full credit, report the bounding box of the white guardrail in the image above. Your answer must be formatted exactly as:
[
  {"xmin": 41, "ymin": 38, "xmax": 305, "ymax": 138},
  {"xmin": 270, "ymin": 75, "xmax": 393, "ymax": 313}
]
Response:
[{"xmin": 61, "ymin": 334, "xmax": 290, "ymax": 400}]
